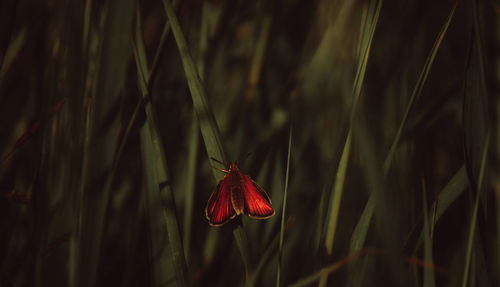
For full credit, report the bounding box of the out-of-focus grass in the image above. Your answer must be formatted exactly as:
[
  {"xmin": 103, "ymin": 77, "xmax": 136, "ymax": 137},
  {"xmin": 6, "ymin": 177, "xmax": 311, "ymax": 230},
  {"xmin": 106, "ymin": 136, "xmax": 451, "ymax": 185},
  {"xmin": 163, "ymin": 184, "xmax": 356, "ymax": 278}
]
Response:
[
  {"xmin": 162, "ymin": 0, "xmax": 254, "ymax": 278},
  {"xmin": 77, "ymin": 1, "xmax": 136, "ymax": 287},
  {"xmin": 276, "ymin": 126, "xmax": 292, "ymax": 287},
  {"xmin": 133, "ymin": 6, "xmax": 188, "ymax": 285},
  {"xmin": 0, "ymin": 0, "xmax": 498, "ymax": 286}
]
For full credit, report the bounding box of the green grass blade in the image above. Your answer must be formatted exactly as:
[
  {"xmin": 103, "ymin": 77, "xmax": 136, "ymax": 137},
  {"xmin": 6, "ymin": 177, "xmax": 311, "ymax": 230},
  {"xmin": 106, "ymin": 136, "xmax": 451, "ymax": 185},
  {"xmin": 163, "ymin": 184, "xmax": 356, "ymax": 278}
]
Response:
[
  {"xmin": 349, "ymin": 195, "xmax": 375, "ymax": 253},
  {"xmin": 412, "ymin": 165, "xmax": 468, "ymax": 246},
  {"xmin": 421, "ymin": 179, "xmax": 436, "ymax": 287},
  {"xmin": 139, "ymin": 120, "xmax": 176, "ymax": 285},
  {"xmin": 350, "ymin": 1, "xmax": 457, "ymax": 254},
  {"xmin": 77, "ymin": 1, "xmax": 136, "ymax": 286},
  {"xmin": 348, "ymin": 0, "xmax": 382, "ymax": 124},
  {"xmin": 133, "ymin": 11, "xmax": 189, "ymax": 286},
  {"xmin": 462, "ymin": 132, "xmax": 489, "ymax": 287},
  {"xmin": 276, "ymin": 126, "xmax": 292, "ymax": 287},
  {"xmin": 0, "ymin": 27, "xmax": 26, "ymax": 81},
  {"xmin": 324, "ymin": 130, "xmax": 351, "ymax": 255},
  {"xmin": 382, "ymin": 1, "xmax": 457, "ymax": 174},
  {"xmin": 82, "ymin": 0, "xmax": 91, "ymax": 54},
  {"xmin": 346, "ymin": 0, "xmax": 383, "ymax": 239},
  {"xmin": 435, "ymin": 165, "xmax": 468, "ymax": 220},
  {"xmin": 162, "ymin": 0, "xmax": 227, "ymax": 169},
  {"xmin": 460, "ymin": 1, "xmax": 490, "ymax": 285},
  {"xmin": 347, "ymin": 100, "xmax": 393, "ymax": 286},
  {"xmin": 320, "ymin": 0, "xmax": 383, "ymax": 285},
  {"xmin": 147, "ymin": 2, "xmax": 174, "ymax": 86},
  {"xmin": 232, "ymin": 217, "xmax": 251, "ymax": 277},
  {"xmin": 463, "ymin": 0, "xmax": 489, "ymax": 219},
  {"xmin": 162, "ymin": 0, "xmax": 252, "ymax": 276},
  {"xmin": 319, "ymin": 131, "xmax": 352, "ymax": 287},
  {"xmin": 183, "ymin": 118, "xmax": 199, "ymax": 263}
]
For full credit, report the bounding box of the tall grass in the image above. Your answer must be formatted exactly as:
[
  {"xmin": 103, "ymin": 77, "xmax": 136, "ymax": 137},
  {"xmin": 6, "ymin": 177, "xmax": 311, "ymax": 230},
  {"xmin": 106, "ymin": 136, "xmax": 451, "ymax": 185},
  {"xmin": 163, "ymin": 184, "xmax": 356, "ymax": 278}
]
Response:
[{"xmin": 0, "ymin": 0, "xmax": 497, "ymax": 286}]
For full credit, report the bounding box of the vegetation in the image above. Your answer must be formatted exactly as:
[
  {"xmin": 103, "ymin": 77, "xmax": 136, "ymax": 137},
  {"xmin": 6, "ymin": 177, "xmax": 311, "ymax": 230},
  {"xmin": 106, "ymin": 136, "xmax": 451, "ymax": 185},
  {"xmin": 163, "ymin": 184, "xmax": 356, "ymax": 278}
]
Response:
[{"xmin": 0, "ymin": 0, "xmax": 498, "ymax": 286}]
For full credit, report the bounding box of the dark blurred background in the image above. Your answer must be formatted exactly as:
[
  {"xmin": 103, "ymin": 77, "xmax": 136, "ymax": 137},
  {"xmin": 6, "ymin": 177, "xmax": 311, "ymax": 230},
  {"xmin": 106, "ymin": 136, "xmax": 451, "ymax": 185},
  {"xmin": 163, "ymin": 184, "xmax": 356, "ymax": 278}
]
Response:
[{"xmin": 0, "ymin": 0, "xmax": 498, "ymax": 286}]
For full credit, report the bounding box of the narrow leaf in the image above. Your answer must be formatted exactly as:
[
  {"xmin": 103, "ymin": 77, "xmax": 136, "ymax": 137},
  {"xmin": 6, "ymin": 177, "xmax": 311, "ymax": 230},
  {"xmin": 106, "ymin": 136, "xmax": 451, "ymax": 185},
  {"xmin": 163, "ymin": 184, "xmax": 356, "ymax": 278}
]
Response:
[
  {"xmin": 276, "ymin": 126, "xmax": 293, "ymax": 287},
  {"xmin": 350, "ymin": 1, "xmax": 457, "ymax": 254}
]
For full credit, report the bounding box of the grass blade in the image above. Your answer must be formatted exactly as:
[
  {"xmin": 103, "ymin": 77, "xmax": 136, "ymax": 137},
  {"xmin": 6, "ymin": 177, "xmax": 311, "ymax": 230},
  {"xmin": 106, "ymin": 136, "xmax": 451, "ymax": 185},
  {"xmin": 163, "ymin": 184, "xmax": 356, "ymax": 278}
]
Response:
[
  {"xmin": 133, "ymin": 10, "xmax": 188, "ymax": 285},
  {"xmin": 0, "ymin": 27, "xmax": 26, "ymax": 81},
  {"xmin": 319, "ymin": 131, "xmax": 352, "ymax": 287},
  {"xmin": 382, "ymin": 1, "xmax": 457, "ymax": 173},
  {"xmin": 409, "ymin": 165, "xmax": 468, "ymax": 249},
  {"xmin": 139, "ymin": 120, "xmax": 177, "ymax": 285},
  {"xmin": 162, "ymin": 0, "xmax": 253, "ymax": 276},
  {"xmin": 421, "ymin": 178, "xmax": 436, "ymax": 287},
  {"xmin": 435, "ymin": 165, "xmax": 468, "ymax": 220},
  {"xmin": 324, "ymin": 131, "xmax": 351, "ymax": 255},
  {"xmin": 77, "ymin": 1, "xmax": 135, "ymax": 286},
  {"xmin": 348, "ymin": 0, "xmax": 382, "ymax": 124},
  {"xmin": 331, "ymin": 0, "xmax": 382, "ymax": 254},
  {"xmin": 162, "ymin": 0, "xmax": 227, "ymax": 168},
  {"xmin": 463, "ymin": 0, "xmax": 489, "ymax": 219},
  {"xmin": 319, "ymin": 1, "xmax": 383, "ymax": 286},
  {"xmin": 350, "ymin": 1, "xmax": 457, "ymax": 254},
  {"xmin": 462, "ymin": 132, "xmax": 489, "ymax": 287},
  {"xmin": 183, "ymin": 118, "xmax": 199, "ymax": 263},
  {"xmin": 276, "ymin": 126, "xmax": 292, "ymax": 287}
]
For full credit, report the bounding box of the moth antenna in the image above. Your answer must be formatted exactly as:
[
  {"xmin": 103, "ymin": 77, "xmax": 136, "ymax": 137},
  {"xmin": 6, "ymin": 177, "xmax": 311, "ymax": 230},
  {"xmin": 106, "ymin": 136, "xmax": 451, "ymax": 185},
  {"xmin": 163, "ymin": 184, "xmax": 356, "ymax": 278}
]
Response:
[
  {"xmin": 211, "ymin": 165, "xmax": 229, "ymax": 174},
  {"xmin": 210, "ymin": 157, "xmax": 226, "ymax": 166}
]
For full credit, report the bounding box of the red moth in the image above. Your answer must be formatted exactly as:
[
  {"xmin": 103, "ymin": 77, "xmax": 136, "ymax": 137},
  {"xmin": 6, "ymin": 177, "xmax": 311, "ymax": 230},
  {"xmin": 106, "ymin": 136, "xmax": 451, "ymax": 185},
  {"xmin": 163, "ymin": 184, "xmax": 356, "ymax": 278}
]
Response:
[{"xmin": 205, "ymin": 162, "xmax": 275, "ymax": 226}]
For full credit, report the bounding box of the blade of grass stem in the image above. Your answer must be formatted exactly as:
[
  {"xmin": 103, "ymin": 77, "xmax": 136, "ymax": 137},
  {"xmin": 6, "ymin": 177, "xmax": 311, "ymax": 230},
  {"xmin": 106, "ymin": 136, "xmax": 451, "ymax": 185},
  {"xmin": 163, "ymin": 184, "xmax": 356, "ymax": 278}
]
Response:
[
  {"xmin": 276, "ymin": 126, "xmax": 292, "ymax": 287},
  {"xmin": 139, "ymin": 121, "xmax": 176, "ymax": 285},
  {"xmin": 319, "ymin": 131, "xmax": 352, "ymax": 287},
  {"xmin": 463, "ymin": 0, "xmax": 489, "ymax": 218},
  {"xmin": 422, "ymin": 178, "xmax": 435, "ymax": 287},
  {"xmin": 183, "ymin": 118, "xmax": 199, "ymax": 263},
  {"xmin": 0, "ymin": 27, "xmax": 26, "ymax": 81},
  {"xmin": 412, "ymin": 165, "xmax": 468, "ymax": 246},
  {"xmin": 181, "ymin": 0, "xmax": 209, "ymax": 260},
  {"xmin": 435, "ymin": 165, "xmax": 468, "ymax": 220},
  {"xmin": 350, "ymin": 1, "xmax": 457, "ymax": 255},
  {"xmin": 162, "ymin": 0, "xmax": 252, "ymax": 275},
  {"xmin": 248, "ymin": 217, "xmax": 295, "ymax": 285},
  {"xmin": 324, "ymin": 130, "xmax": 351, "ymax": 255},
  {"xmin": 133, "ymin": 13, "xmax": 188, "ymax": 286},
  {"xmin": 462, "ymin": 132, "xmax": 489, "ymax": 287},
  {"xmin": 77, "ymin": 1, "xmax": 135, "ymax": 286},
  {"xmin": 72, "ymin": 62, "xmax": 93, "ymax": 287},
  {"xmin": 348, "ymin": 0, "xmax": 382, "ymax": 124},
  {"xmin": 162, "ymin": 0, "xmax": 227, "ymax": 168},
  {"xmin": 147, "ymin": 0, "xmax": 176, "ymax": 88},
  {"xmin": 382, "ymin": 1, "xmax": 457, "ymax": 174},
  {"xmin": 321, "ymin": 0, "xmax": 383, "ymax": 285},
  {"xmin": 82, "ymin": 0, "xmax": 91, "ymax": 53}
]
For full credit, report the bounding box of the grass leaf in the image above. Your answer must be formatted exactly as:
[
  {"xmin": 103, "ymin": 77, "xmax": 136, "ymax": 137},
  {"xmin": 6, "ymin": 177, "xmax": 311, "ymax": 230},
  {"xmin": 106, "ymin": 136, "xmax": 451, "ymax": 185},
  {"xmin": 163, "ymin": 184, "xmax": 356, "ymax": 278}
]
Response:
[
  {"xmin": 276, "ymin": 126, "xmax": 293, "ymax": 287},
  {"xmin": 77, "ymin": 1, "xmax": 136, "ymax": 286},
  {"xmin": 350, "ymin": 1, "xmax": 457, "ymax": 254},
  {"xmin": 462, "ymin": 132, "xmax": 489, "ymax": 287},
  {"xmin": 162, "ymin": 0, "xmax": 252, "ymax": 276},
  {"xmin": 422, "ymin": 178, "xmax": 436, "ymax": 287},
  {"xmin": 132, "ymin": 8, "xmax": 189, "ymax": 285}
]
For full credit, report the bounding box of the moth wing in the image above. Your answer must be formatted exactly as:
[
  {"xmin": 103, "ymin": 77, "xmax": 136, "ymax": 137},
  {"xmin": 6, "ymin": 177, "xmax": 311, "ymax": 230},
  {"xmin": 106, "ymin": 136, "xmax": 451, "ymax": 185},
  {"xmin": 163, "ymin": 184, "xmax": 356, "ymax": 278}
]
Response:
[
  {"xmin": 241, "ymin": 175, "xmax": 275, "ymax": 219},
  {"xmin": 205, "ymin": 177, "xmax": 236, "ymax": 226}
]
